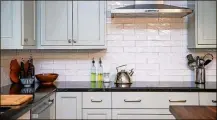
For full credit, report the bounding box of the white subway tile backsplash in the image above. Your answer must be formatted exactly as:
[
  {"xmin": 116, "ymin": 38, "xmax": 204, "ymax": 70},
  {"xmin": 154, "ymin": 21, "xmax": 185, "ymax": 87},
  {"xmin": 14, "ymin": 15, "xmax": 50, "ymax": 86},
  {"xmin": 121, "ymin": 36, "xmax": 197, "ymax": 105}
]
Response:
[
  {"xmin": 161, "ymin": 63, "xmax": 188, "ymax": 70},
  {"xmin": 161, "ymin": 70, "xmax": 191, "ymax": 76},
  {"xmin": 160, "ymin": 75, "xmax": 184, "ymax": 81},
  {"xmin": 41, "ymin": 63, "xmax": 53, "ymax": 69},
  {"xmin": 206, "ymin": 70, "xmax": 217, "ymax": 75},
  {"xmin": 66, "ymin": 75, "xmax": 90, "ymax": 81},
  {"xmin": 53, "ymin": 64, "xmax": 66, "ymax": 70},
  {"xmin": 106, "ymin": 47, "xmax": 124, "ymax": 53},
  {"xmin": 56, "ymin": 75, "xmax": 66, "ymax": 81},
  {"xmin": 206, "ymin": 76, "xmax": 216, "ymax": 81},
  {"xmin": 124, "ymin": 47, "xmax": 137, "ymax": 53},
  {"xmin": 136, "ymin": 41, "xmax": 149, "ymax": 46},
  {"xmin": 135, "ymin": 18, "xmax": 158, "ymax": 23},
  {"xmin": 108, "ymin": 41, "xmax": 135, "ymax": 47},
  {"xmin": 136, "ymin": 75, "xmax": 159, "ymax": 81},
  {"xmin": 136, "ymin": 63, "xmax": 159, "ymax": 70},
  {"xmin": 40, "ymin": 69, "xmax": 54, "ymax": 74},
  {"xmin": 0, "ymin": 1, "xmax": 216, "ymax": 85},
  {"xmin": 77, "ymin": 70, "xmax": 90, "ymax": 76},
  {"xmin": 182, "ymin": 76, "xmax": 193, "ymax": 81},
  {"xmin": 53, "ymin": 59, "xmax": 76, "ymax": 64},
  {"xmin": 107, "ymin": 35, "xmax": 123, "ymax": 41},
  {"xmin": 147, "ymin": 34, "xmax": 170, "ymax": 41}
]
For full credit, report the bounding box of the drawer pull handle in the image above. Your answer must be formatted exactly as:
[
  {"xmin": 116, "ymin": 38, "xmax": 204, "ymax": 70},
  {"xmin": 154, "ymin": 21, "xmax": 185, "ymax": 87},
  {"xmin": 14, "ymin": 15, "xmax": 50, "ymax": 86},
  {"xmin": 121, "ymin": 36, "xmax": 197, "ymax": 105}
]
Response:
[
  {"xmin": 124, "ymin": 99, "xmax": 141, "ymax": 102},
  {"xmin": 212, "ymin": 100, "xmax": 216, "ymax": 103},
  {"xmin": 91, "ymin": 99, "xmax": 102, "ymax": 102},
  {"xmin": 169, "ymin": 100, "xmax": 186, "ymax": 103}
]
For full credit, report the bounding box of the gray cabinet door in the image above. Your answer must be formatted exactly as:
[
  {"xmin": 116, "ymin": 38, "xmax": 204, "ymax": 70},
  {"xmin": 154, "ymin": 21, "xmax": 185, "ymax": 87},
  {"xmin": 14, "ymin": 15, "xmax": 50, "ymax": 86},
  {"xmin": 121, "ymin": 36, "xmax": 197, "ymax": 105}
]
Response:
[
  {"xmin": 22, "ymin": 1, "xmax": 36, "ymax": 46},
  {"xmin": 56, "ymin": 92, "xmax": 82, "ymax": 119},
  {"xmin": 73, "ymin": 1, "xmax": 105, "ymax": 46},
  {"xmin": 39, "ymin": 1, "xmax": 73, "ymax": 46},
  {"xmin": 197, "ymin": 1, "xmax": 216, "ymax": 45},
  {"xmin": 1, "ymin": 1, "xmax": 22, "ymax": 49}
]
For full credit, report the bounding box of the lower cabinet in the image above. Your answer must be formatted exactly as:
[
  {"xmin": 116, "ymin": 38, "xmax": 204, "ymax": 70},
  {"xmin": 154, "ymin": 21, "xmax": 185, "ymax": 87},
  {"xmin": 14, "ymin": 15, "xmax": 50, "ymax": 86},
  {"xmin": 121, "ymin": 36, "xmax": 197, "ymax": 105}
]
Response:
[
  {"xmin": 112, "ymin": 109, "xmax": 175, "ymax": 119},
  {"xmin": 83, "ymin": 109, "xmax": 111, "ymax": 119},
  {"xmin": 55, "ymin": 92, "xmax": 215, "ymax": 119},
  {"xmin": 199, "ymin": 92, "xmax": 216, "ymax": 106},
  {"xmin": 49, "ymin": 92, "xmax": 56, "ymax": 119},
  {"xmin": 56, "ymin": 92, "xmax": 82, "ymax": 119}
]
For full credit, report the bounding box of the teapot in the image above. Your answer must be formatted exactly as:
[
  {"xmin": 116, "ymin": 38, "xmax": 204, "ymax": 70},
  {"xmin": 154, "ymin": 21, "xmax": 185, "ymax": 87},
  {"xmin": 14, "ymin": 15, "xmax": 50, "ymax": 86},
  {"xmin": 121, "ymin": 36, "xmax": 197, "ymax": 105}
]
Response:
[{"xmin": 115, "ymin": 64, "xmax": 134, "ymax": 84}]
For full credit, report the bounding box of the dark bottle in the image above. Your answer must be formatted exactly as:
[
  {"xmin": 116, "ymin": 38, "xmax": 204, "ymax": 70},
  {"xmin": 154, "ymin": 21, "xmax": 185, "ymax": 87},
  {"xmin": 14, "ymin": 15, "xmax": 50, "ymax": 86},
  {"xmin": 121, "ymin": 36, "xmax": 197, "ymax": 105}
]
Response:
[
  {"xmin": 27, "ymin": 58, "xmax": 32, "ymax": 78},
  {"xmin": 20, "ymin": 58, "xmax": 25, "ymax": 79},
  {"xmin": 29, "ymin": 55, "xmax": 35, "ymax": 78}
]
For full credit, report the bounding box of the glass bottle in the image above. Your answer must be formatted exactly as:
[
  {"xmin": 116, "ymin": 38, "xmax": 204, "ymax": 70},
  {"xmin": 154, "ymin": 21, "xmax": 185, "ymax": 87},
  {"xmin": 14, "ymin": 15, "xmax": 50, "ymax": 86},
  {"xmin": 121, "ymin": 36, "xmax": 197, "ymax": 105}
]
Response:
[
  {"xmin": 20, "ymin": 58, "xmax": 25, "ymax": 79},
  {"xmin": 27, "ymin": 58, "xmax": 32, "ymax": 78},
  {"xmin": 97, "ymin": 58, "xmax": 103, "ymax": 81},
  {"xmin": 29, "ymin": 55, "xmax": 35, "ymax": 79},
  {"xmin": 91, "ymin": 58, "xmax": 96, "ymax": 82}
]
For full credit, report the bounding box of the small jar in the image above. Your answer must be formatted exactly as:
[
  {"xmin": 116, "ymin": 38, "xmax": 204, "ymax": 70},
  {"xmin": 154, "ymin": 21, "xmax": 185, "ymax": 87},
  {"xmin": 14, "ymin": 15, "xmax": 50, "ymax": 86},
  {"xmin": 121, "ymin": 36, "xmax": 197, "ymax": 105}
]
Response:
[{"xmin": 103, "ymin": 73, "xmax": 110, "ymax": 83}]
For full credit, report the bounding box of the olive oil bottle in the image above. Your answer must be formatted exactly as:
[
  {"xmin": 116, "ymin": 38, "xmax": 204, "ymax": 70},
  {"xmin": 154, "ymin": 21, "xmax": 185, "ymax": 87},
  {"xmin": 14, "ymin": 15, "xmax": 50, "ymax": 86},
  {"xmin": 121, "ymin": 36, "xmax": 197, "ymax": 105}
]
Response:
[
  {"xmin": 91, "ymin": 58, "xmax": 96, "ymax": 82},
  {"xmin": 97, "ymin": 58, "xmax": 103, "ymax": 81}
]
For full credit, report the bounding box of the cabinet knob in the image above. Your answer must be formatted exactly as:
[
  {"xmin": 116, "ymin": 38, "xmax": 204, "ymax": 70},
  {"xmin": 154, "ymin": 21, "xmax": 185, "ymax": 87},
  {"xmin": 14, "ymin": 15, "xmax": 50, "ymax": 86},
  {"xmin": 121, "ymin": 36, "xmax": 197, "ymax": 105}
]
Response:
[
  {"xmin": 72, "ymin": 39, "xmax": 76, "ymax": 43},
  {"xmin": 24, "ymin": 38, "xmax": 28, "ymax": 42},
  {"xmin": 68, "ymin": 39, "xmax": 72, "ymax": 43}
]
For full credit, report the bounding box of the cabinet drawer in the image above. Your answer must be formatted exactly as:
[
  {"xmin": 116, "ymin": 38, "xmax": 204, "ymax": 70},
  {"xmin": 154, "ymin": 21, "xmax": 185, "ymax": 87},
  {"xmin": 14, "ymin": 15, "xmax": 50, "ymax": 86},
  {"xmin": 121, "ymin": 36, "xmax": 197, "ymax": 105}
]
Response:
[
  {"xmin": 112, "ymin": 92, "xmax": 169, "ymax": 108},
  {"xmin": 112, "ymin": 109, "xmax": 175, "ymax": 119},
  {"xmin": 199, "ymin": 92, "xmax": 216, "ymax": 106},
  {"xmin": 83, "ymin": 92, "xmax": 111, "ymax": 108},
  {"xmin": 83, "ymin": 109, "xmax": 111, "ymax": 119},
  {"xmin": 112, "ymin": 92, "xmax": 199, "ymax": 108},
  {"xmin": 168, "ymin": 92, "xmax": 199, "ymax": 105}
]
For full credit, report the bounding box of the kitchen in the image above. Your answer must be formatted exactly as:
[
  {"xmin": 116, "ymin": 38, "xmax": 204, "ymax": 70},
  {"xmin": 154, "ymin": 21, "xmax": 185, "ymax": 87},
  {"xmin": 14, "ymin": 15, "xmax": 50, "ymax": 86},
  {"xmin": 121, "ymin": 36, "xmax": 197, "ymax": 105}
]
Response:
[{"xmin": 0, "ymin": 0, "xmax": 216, "ymax": 119}]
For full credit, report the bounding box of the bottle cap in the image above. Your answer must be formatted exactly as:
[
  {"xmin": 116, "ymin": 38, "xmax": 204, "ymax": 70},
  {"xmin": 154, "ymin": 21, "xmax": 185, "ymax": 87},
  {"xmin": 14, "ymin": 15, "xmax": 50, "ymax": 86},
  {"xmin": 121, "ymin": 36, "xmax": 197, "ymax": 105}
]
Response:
[
  {"xmin": 99, "ymin": 58, "xmax": 102, "ymax": 64},
  {"xmin": 92, "ymin": 58, "xmax": 95, "ymax": 64}
]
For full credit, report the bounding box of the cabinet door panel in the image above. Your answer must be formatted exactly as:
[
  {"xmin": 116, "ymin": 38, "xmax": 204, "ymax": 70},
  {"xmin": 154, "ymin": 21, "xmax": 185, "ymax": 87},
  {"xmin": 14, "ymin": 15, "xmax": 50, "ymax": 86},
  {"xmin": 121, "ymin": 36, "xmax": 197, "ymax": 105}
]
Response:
[
  {"xmin": 197, "ymin": 1, "xmax": 216, "ymax": 45},
  {"xmin": 1, "ymin": 1, "xmax": 13, "ymax": 38},
  {"xmin": 1, "ymin": 1, "xmax": 22, "ymax": 49},
  {"xmin": 73, "ymin": 1, "xmax": 105, "ymax": 46},
  {"xmin": 22, "ymin": 1, "xmax": 36, "ymax": 46},
  {"xmin": 56, "ymin": 92, "xmax": 82, "ymax": 119},
  {"xmin": 40, "ymin": 1, "xmax": 72, "ymax": 46},
  {"xmin": 83, "ymin": 109, "xmax": 111, "ymax": 119},
  {"xmin": 199, "ymin": 92, "xmax": 216, "ymax": 106}
]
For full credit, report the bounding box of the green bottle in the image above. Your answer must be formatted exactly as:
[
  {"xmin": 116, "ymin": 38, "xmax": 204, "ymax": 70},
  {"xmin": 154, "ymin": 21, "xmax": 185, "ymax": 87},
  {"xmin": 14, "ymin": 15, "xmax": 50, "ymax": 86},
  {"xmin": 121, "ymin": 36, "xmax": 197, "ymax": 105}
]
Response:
[
  {"xmin": 91, "ymin": 58, "xmax": 96, "ymax": 82},
  {"xmin": 97, "ymin": 58, "xmax": 103, "ymax": 81}
]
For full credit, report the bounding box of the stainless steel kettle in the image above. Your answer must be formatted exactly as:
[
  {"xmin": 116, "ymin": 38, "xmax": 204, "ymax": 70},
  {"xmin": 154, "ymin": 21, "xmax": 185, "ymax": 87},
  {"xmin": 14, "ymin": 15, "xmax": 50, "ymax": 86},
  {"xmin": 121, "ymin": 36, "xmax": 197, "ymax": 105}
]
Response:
[{"xmin": 115, "ymin": 64, "xmax": 134, "ymax": 84}]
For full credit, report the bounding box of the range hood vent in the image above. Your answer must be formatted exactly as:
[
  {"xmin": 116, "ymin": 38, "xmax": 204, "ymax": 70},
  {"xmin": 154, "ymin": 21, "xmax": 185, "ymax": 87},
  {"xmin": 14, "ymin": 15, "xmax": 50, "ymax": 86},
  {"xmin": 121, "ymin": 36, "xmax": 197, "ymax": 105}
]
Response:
[{"xmin": 111, "ymin": 4, "xmax": 193, "ymax": 18}]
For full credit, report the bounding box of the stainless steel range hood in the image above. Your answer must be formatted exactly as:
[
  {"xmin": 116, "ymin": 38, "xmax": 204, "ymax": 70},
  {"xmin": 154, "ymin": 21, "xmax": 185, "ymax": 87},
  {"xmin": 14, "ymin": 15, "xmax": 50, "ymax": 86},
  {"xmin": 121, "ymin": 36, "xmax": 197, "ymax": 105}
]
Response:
[{"xmin": 111, "ymin": 2, "xmax": 193, "ymax": 18}]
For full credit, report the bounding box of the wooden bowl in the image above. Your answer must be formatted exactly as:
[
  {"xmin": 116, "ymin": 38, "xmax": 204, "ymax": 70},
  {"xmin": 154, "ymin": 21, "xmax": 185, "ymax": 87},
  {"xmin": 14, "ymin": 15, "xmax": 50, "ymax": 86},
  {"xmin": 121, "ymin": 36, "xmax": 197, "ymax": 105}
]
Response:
[{"xmin": 35, "ymin": 73, "xmax": 58, "ymax": 85}]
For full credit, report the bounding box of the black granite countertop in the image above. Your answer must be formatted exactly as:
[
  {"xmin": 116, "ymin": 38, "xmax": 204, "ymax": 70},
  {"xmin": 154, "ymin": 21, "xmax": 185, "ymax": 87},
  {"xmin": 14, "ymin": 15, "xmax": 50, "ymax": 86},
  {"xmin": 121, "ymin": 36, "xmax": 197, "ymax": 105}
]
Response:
[
  {"xmin": 0, "ymin": 83, "xmax": 56, "ymax": 120},
  {"xmin": 55, "ymin": 81, "xmax": 217, "ymax": 92},
  {"xmin": 0, "ymin": 81, "xmax": 216, "ymax": 119}
]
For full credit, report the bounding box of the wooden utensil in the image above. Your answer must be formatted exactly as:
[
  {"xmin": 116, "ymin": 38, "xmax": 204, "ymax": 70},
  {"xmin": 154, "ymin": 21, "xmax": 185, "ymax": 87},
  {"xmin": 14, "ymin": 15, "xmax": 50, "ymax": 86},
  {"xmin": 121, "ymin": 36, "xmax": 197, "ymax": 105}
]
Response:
[
  {"xmin": 10, "ymin": 59, "xmax": 20, "ymax": 71},
  {"xmin": 0, "ymin": 95, "xmax": 33, "ymax": 106},
  {"xmin": 10, "ymin": 59, "xmax": 21, "ymax": 83},
  {"xmin": 35, "ymin": 73, "xmax": 58, "ymax": 85}
]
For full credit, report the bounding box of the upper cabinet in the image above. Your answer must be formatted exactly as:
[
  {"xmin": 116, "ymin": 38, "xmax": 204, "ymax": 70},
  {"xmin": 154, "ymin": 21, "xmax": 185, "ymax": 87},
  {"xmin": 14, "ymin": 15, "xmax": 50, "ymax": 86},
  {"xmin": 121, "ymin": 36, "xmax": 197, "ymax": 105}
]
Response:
[
  {"xmin": 39, "ymin": 1, "xmax": 73, "ymax": 46},
  {"xmin": 38, "ymin": 1, "xmax": 106, "ymax": 49},
  {"xmin": 73, "ymin": 1, "xmax": 105, "ymax": 46},
  {"xmin": 1, "ymin": 1, "xmax": 106, "ymax": 49},
  {"xmin": 1, "ymin": 1, "xmax": 36, "ymax": 49},
  {"xmin": 188, "ymin": 1, "xmax": 216, "ymax": 48}
]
